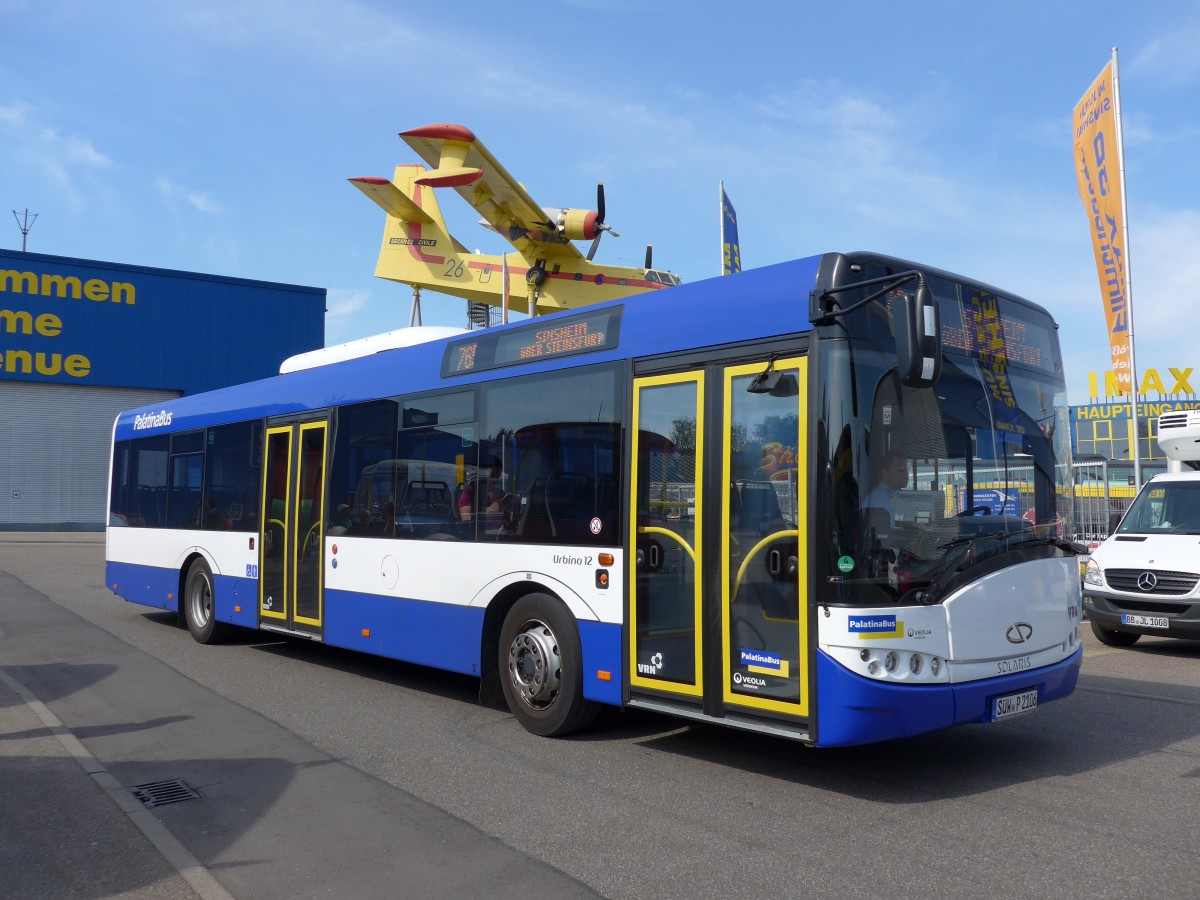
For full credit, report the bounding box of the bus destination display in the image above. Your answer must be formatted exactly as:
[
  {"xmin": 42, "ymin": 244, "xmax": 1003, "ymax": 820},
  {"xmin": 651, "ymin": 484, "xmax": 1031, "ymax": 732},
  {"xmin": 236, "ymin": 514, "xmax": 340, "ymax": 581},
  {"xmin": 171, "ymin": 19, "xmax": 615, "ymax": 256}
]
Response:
[{"xmin": 442, "ymin": 307, "xmax": 622, "ymax": 377}]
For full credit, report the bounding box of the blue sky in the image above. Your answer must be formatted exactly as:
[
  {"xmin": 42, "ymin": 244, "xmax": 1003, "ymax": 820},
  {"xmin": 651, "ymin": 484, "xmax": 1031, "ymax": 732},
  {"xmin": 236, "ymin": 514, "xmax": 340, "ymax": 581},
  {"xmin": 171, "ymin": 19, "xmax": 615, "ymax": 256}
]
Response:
[{"xmin": 3, "ymin": 1, "xmax": 1197, "ymax": 405}]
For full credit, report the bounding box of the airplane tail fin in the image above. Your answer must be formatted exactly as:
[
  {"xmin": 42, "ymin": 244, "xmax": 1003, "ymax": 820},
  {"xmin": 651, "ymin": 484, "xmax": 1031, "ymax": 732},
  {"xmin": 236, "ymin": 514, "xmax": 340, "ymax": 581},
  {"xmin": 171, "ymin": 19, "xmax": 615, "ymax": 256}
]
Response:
[{"xmin": 351, "ymin": 165, "xmax": 506, "ymax": 307}]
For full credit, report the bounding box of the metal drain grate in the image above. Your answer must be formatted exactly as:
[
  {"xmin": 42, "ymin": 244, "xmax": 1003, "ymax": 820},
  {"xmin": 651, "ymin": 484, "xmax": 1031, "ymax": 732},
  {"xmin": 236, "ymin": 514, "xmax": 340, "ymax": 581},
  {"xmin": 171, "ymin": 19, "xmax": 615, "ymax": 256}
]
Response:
[{"xmin": 130, "ymin": 778, "xmax": 201, "ymax": 808}]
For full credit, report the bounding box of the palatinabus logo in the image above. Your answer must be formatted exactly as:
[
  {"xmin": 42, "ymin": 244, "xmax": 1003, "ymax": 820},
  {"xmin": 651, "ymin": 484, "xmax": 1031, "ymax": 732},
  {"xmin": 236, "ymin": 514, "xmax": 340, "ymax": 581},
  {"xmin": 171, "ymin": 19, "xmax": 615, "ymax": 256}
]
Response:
[
  {"xmin": 1006, "ymin": 622, "xmax": 1033, "ymax": 644},
  {"xmin": 849, "ymin": 614, "xmax": 903, "ymax": 640},
  {"xmin": 133, "ymin": 410, "xmax": 173, "ymax": 430}
]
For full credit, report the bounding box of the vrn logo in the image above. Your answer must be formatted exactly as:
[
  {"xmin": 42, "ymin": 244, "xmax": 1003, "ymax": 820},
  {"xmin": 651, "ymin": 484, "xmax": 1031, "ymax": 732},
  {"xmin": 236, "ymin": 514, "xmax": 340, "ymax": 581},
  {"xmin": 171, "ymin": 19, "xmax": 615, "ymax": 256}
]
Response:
[{"xmin": 637, "ymin": 652, "xmax": 664, "ymax": 675}]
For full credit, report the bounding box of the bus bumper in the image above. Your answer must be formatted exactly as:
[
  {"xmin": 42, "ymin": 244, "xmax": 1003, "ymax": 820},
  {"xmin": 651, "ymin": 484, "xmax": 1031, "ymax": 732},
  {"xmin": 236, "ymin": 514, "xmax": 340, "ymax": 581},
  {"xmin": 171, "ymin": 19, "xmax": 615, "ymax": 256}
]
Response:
[{"xmin": 813, "ymin": 645, "xmax": 1082, "ymax": 747}]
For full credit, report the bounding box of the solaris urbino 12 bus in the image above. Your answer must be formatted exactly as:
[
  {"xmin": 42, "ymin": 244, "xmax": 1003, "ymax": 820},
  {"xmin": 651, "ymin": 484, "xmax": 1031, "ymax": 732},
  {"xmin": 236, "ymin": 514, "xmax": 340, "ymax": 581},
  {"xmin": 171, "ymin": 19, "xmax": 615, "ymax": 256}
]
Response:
[{"xmin": 105, "ymin": 252, "xmax": 1083, "ymax": 747}]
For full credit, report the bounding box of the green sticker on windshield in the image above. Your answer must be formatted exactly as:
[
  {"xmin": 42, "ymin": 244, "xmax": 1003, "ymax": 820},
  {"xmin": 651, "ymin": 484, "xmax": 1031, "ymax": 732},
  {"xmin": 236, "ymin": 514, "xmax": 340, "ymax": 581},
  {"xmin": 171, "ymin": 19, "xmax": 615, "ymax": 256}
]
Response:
[{"xmin": 837, "ymin": 555, "xmax": 855, "ymax": 573}]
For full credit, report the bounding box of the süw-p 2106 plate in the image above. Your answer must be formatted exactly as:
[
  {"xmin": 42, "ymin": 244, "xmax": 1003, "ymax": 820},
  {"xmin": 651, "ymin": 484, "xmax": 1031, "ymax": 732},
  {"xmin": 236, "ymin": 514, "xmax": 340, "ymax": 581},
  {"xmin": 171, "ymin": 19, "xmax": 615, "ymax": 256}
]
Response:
[{"xmin": 992, "ymin": 688, "xmax": 1038, "ymax": 721}]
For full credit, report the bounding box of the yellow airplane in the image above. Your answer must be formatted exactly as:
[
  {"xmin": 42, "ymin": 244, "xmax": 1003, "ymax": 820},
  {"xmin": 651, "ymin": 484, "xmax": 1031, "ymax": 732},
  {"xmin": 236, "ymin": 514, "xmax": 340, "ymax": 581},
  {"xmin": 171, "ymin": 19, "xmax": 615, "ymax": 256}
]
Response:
[{"xmin": 350, "ymin": 123, "xmax": 682, "ymax": 318}]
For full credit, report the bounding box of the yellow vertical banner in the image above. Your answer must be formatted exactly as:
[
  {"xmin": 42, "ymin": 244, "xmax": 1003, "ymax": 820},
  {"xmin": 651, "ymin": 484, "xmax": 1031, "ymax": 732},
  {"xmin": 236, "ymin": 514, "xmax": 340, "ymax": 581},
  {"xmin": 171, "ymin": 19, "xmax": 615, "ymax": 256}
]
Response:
[{"xmin": 1073, "ymin": 59, "xmax": 1133, "ymax": 396}]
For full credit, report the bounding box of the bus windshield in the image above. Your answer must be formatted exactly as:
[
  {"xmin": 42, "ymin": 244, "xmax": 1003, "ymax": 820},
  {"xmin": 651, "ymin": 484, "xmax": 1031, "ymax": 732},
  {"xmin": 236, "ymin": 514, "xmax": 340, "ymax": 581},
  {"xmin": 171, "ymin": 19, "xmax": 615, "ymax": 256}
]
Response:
[{"xmin": 815, "ymin": 271, "xmax": 1074, "ymax": 606}]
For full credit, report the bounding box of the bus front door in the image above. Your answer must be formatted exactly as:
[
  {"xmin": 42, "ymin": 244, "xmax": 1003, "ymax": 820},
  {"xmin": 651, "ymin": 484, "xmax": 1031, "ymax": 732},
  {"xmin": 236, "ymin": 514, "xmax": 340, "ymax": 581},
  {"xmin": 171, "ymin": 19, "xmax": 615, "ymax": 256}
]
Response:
[
  {"xmin": 259, "ymin": 419, "xmax": 328, "ymax": 640},
  {"xmin": 630, "ymin": 356, "xmax": 809, "ymax": 726}
]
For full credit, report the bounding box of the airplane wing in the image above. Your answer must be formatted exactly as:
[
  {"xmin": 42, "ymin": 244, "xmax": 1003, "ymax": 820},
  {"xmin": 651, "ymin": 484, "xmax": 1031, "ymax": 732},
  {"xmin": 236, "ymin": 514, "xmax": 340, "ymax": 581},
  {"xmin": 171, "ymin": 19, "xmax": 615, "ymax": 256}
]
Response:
[{"xmin": 399, "ymin": 124, "xmax": 588, "ymax": 262}]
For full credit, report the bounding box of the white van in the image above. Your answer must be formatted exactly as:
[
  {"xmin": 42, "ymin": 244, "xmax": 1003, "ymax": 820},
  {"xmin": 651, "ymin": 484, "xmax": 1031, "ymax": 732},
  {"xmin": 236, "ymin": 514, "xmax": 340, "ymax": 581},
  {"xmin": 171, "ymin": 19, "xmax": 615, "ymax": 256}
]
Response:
[{"xmin": 1083, "ymin": 410, "xmax": 1200, "ymax": 646}]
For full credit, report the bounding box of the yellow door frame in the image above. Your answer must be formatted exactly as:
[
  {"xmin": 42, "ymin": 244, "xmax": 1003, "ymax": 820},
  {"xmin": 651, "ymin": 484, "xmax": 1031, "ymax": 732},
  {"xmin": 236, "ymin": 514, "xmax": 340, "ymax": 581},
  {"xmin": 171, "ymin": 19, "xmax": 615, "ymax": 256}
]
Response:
[
  {"xmin": 293, "ymin": 420, "xmax": 327, "ymax": 628},
  {"xmin": 719, "ymin": 356, "xmax": 810, "ymax": 718},
  {"xmin": 629, "ymin": 370, "xmax": 705, "ymax": 698},
  {"xmin": 260, "ymin": 425, "xmax": 293, "ymax": 623}
]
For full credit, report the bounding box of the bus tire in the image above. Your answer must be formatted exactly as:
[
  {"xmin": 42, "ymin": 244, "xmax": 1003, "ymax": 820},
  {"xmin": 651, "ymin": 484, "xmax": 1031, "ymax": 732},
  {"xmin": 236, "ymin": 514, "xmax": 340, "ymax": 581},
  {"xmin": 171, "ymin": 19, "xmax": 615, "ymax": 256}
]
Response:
[
  {"xmin": 1090, "ymin": 620, "xmax": 1140, "ymax": 647},
  {"xmin": 184, "ymin": 558, "xmax": 231, "ymax": 645},
  {"xmin": 499, "ymin": 592, "xmax": 598, "ymax": 737}
]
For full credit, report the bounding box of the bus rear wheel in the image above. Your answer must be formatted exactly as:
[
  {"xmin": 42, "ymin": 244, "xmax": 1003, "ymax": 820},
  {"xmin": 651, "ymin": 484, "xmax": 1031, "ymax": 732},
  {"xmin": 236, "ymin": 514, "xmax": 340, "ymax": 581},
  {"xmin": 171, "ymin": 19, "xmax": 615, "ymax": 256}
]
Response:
[
  {"xmin": 184, "ymin": 558, "xmax": 232, "ymax": 644},
  {"xmin": 1090, "ymin": 620, "xmax": 1141, "ymax": 647},
  {"xmin": 499, "ymin": 593, "xmax": 598, "ymax": 737}
]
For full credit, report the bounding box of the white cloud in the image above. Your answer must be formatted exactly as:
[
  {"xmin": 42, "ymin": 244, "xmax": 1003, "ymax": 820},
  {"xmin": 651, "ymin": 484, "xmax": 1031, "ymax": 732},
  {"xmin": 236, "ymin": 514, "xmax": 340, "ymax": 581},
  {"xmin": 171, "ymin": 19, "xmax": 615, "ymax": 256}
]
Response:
[
  {"xmin": 0, "ymin": 102, "xmax": 111, "ymax": 171},
  {"xmin": 0, "ymin": 102, "xmax": 29, "ymax": 127},
  {"xmin": 166, "ymin": 0, "xmax": 446, "ymax": 69},
  {"xmin": 0, "ymin": 102, "xmax": 113, "ymax": 212},
  {"xmin": 154, "ymin": 176, "xmax": 220, "ymax": 215},
  {"xmin": 1132, "ymin": 19, "xmax": 1200, "ymax": 87},
  {"xmin": 324, "ymin": 288, "xmax": 370, "ymax": 341}
]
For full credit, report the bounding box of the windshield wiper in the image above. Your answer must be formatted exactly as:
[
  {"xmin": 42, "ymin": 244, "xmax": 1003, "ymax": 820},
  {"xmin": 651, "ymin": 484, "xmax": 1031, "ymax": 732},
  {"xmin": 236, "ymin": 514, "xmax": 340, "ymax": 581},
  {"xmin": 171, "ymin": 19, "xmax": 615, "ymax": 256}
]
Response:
[
  {"xmin": 903, "ymin": 534, "xmax": 1078, "ymax": 606},
  {"xmin": 937, "ymin": 531, "xmax": 1075, "ymax": 553}
]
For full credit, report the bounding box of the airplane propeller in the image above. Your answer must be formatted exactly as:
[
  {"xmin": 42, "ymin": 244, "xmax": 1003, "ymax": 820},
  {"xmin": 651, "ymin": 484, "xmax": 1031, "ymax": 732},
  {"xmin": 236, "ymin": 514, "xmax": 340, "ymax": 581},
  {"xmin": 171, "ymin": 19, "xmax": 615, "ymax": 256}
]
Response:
[{"xmin": 586, "ymin": 183, "xmax": 619, "ymax": 261}]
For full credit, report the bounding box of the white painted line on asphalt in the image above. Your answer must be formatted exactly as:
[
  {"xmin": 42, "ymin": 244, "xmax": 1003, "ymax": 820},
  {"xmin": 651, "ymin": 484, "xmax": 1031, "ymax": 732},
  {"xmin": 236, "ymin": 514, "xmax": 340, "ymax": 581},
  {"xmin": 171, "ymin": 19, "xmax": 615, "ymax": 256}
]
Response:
[{"xmin": 0, "ymin": 666, "xmax": 235, "ymax": 900}]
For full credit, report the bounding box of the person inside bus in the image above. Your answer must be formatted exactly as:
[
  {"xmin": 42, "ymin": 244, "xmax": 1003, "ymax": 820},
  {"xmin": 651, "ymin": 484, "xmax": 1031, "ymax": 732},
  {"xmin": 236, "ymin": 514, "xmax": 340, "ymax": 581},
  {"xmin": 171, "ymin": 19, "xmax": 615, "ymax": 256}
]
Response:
[
  {"xmin": 864, "ymin": 450, "xmax": 909, "ymax": 529},
  {"xmin": 204, "ymin": 499, "xmax": 230, "ymax": 530},
  {"xmin": 864, "ymin": 451, "xmax": 930, "ymax": 591},
  {"xmin": 328, "ymin": 504, "xmax": 353, "ymax": 535},
  {"xmin": 348, "ymin": 507, "xmax": 372, "ymax": 535},
  {"xmin": 459, "ymin": 458, "xmax": 506, "ymax": 529}
]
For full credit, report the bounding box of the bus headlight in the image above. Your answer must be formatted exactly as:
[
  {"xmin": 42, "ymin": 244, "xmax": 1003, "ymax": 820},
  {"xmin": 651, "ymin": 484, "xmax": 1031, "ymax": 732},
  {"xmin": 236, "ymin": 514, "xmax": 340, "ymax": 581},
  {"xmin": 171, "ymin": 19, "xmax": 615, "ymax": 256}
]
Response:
[
  {"xmin": 851, "ymin": 648, "xmax": 946, "ymax": 683},
  {"xmin": 1083, "ymin": 559, "xmax": 1103, "ymax": 587}
]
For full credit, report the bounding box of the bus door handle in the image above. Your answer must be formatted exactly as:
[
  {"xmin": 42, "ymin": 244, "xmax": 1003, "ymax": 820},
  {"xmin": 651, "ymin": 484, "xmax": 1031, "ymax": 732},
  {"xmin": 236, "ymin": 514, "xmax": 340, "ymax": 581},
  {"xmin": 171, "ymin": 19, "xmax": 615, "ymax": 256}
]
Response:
[
  {"xmin": 767, "ymin": 549, "xmax": 799, "ymax": 579},
  {"xmin": 637, "ymin": 543, "xmax": 661, "ymax": 570},
  {"xmin": 768, "ymin": 549, "xmax": 782, "ymax": 577}
]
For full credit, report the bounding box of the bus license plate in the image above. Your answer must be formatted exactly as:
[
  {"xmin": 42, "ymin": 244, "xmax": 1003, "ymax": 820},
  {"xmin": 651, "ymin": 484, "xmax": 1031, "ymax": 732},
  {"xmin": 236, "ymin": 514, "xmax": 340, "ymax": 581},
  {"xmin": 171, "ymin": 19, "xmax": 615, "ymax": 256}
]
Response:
[
  {"xmin": 993, "ymin": 689, "xmax": 1038, "ymax": 721},
  {"xmin": 1122, "ymin": 614, "xmax": 1168, "ymax": 629}
]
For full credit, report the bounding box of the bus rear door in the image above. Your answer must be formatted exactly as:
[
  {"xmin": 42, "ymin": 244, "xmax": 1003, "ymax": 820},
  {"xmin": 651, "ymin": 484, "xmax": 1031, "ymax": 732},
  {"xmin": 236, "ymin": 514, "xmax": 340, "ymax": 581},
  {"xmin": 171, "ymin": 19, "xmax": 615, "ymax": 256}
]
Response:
[{"xmin": 260, "ymin": 417, "xmax": 328, "ymax": 639}]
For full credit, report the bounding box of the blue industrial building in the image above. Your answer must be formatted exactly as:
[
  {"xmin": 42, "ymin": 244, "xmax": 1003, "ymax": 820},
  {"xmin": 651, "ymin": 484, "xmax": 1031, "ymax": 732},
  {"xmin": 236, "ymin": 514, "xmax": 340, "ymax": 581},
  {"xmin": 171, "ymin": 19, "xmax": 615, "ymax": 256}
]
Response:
[{"xmin": 1, "ymin": 248, "xmax": 325, "ymax": 529}]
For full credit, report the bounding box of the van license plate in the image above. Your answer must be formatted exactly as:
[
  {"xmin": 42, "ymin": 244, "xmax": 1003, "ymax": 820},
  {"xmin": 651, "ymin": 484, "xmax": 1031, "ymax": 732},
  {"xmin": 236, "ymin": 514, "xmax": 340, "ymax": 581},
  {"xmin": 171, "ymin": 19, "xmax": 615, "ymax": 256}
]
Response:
[
  {"xmin": 993, "ymin": 689, "xmax": 1038, "ymax": 721},
  {"xmin": 1122, "ymin": 614, "xmax": 1168, "ymax": 628}
]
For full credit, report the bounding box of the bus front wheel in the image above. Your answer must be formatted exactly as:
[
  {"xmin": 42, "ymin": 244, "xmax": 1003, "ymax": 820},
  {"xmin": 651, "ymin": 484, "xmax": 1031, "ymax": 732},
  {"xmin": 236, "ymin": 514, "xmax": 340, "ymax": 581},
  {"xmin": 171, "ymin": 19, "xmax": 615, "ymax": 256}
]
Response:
[
  {"xmin": 499, "ymin": 593, "xmax": 598, "ymax": 737},
  {"xmin": 184, "ymin": 558, "xmax": 231, "ymax": 645}
]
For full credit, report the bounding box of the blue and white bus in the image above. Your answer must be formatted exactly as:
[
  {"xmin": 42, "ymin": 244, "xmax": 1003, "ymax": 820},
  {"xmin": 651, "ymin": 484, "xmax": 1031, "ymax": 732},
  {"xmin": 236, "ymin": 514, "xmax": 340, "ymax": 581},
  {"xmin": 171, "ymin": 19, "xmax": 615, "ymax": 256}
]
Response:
[{"xmin": 106, "ymin": 252, "xmax": 1082, "ymax": 747}]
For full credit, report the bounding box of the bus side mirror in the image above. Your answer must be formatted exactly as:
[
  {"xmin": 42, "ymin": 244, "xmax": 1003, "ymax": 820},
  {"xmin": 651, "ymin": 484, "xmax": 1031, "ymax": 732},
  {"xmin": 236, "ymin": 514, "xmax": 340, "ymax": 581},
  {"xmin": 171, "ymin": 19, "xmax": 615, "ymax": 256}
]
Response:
[{"xmin": 895, "ymin": 280, "xmax": 942, "ymax": 388}]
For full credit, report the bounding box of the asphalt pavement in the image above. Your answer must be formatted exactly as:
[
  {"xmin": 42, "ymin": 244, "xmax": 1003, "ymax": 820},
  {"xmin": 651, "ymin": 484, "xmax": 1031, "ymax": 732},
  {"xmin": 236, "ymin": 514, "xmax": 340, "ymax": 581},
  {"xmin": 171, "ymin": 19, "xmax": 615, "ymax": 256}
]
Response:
[
  {"xmin": 0, "ymin": 665, "xmax": 211, "ymax": 899},
  {"xmin": 0, "ymin": 534, "xmax": 597, "ymax": 900}
]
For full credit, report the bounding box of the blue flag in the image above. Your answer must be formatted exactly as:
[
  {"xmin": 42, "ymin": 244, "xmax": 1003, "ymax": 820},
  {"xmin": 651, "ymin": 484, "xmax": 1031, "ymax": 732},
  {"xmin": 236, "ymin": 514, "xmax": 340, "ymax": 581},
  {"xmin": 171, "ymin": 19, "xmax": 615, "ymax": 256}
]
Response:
[{"xmin": 720, "ymin": 183, "xmax": 741, "ymax": 275}]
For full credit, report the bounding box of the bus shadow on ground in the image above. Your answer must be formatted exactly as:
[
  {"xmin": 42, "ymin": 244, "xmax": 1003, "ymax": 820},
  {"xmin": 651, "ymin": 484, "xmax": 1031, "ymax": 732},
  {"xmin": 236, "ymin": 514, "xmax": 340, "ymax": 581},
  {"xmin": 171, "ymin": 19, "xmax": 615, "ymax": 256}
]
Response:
[
  {"xmin": 622, "ymin": 669, "xmax": 1200, "ymax": 802},
  {"xmin": 140, "ymin": 609, "xmax": 487, "ymax": 708},
  {"xmin": 136, "ymin": 610, "xmax": 1200, "ymax": 799}
]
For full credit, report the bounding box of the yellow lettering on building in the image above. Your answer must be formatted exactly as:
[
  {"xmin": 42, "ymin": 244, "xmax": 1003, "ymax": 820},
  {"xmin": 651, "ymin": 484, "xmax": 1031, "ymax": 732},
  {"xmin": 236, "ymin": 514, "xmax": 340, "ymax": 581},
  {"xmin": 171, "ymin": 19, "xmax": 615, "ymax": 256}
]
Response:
[
  {"xmin": 0, "ymin": 270, "xmax": 37, "ymax": 294},
  {"xmin": 1104, "ymin": 370, "xmax": 1124, "ymax": 397},
  {"xmin": 41, "ymin": 274, "xmax": 81, "ymax": 299},
  {"xmin": 64, "ymin": 354, "xmax": 91, "ymax": 377},
  {"xmin": 84, "ymin": 279, "xmax": 109, "ymax": 301},
  {"xmin": 0, "ymin": 268, "xmax": 136, "ymax": 304},
  {"xmin": 1089, "ymin": 366, "xmax": 1199, "ymax": 398},
  {"xmin": 0, "ymin": 310, "xmax": 62, "ymax": 337},
  {"xmin": 0, "ymin": 349, "xmax": 92, "ymax": 378}
]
